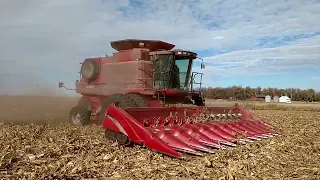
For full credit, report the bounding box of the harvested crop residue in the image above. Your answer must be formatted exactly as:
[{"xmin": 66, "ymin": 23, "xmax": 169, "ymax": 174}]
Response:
[{"xmin": 0, "ymin": 97, "xmax": 320, "ymax": 179}]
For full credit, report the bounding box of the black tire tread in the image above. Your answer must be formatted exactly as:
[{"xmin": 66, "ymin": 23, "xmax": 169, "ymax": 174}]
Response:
[
  {"xmin": 77, "ymin": 98, "xmax": 92, "ymax": 111},
  {"xmin": 126, "ymin": 94, "xmax": 148, "ymax": 107},
  {"xmin": 194, "ymin": 96, "xmax": 205, "ymax": 106},
  {"xmin": 99, "ymin": 93, "xmax": 136, "ymax": 145},
  {"xmin": 69, "ymin": 106, "xmax": 91, "ymax": 125},
  {"xmin": 98, "ymin": 93, "xmax": 137, "ymax": 121}
]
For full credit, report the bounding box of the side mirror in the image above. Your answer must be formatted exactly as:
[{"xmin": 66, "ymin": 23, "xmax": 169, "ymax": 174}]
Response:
[
  {"xmin": 58, "ymin": 82, "xmax": 64, "ymax": 88},
  {"xmin": 58, "ymin": 82, "xmax": 75, "ymax": 91},
  {"xmin": 201, "ymin": 63, "xmax": 205, "ymax": 69}
]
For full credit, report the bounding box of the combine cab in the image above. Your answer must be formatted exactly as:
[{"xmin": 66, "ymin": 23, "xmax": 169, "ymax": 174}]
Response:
[{"xmin": 59, "ymin": 39, "xmax": 280, "ymax": 158}]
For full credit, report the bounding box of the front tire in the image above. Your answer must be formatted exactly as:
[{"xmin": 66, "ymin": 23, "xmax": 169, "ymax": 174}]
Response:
[
  {"xmin": 99, "ymin": 94, "xmax": 136, "ymax": 145},
  {"xmin": 126, "ymin": 93, "xmax": 148, "ymax": 107},
  {"xmin": 193, "ymin": 96, "xmax": 205, "ymax": 106},
  {"xmin": 97, "ymin": 93, "xmax": 137, "ymax": 122}
]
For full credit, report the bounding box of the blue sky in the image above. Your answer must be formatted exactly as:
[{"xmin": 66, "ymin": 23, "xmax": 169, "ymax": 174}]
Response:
[{"xmin": 0, "ymin": 0, "xmax": 320, "ymax": 96}]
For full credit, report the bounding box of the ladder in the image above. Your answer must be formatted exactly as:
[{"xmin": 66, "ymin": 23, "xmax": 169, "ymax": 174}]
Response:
[{"xmin": 156, "ymin": 91, "xmax": 166, "ymax": 106}]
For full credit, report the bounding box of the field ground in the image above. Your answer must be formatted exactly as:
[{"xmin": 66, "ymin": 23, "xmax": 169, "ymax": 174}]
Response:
[
  {"xmin": 0, "ymin": 96, "xmax": 320, "ymax": 179},
  {"xmin": 206, "ymin": 99, "xmax": 320, "ymax": 108}
]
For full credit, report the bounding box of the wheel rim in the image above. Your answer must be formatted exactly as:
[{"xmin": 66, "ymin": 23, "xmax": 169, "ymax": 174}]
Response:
[{"xmin": 71, "ymin": 113, "xmax": 81, "ymax": 125}]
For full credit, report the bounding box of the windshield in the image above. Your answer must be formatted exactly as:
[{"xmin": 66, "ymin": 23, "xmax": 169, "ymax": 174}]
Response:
[
  {"xmin": 151, "ymin": 54, "xmax": 193, "ymax": 90},
  {"xmin": 175, "ymin": 59, "xmax": 192, "ymax": 90},
  {"xmin": 152, "ymin": 54, "xmax": 176, "ymax": 89}
]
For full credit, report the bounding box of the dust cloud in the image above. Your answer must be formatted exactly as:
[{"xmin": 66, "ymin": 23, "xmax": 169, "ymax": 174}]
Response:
[
  {"xmin": 0, "ymin": 72, "xmax": 79, "ymax": 123},
  {"xmin": 0, "ymin": 72, "xmax": 78, "ymax": 97}
]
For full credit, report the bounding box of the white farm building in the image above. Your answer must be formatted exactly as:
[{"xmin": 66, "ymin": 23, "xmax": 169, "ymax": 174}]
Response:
[{"xmin": 279, "ymin": 96, "xmax": 292, "ymax": 103}]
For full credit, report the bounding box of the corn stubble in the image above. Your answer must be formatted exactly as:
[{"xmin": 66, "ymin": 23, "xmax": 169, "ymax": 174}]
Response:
[{"xmin": 0, "ymin": 109, "xmax": 320, "ymax": 180}]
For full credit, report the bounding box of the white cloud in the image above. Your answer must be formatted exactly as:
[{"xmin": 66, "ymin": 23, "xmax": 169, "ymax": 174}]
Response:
[
  {"xmin": 203, "ymin": 36, "xmax": 320, "ymax": 76},
  {"xmin": 0, "ymin": 0, "xmax": 320, "ymax": 95}
]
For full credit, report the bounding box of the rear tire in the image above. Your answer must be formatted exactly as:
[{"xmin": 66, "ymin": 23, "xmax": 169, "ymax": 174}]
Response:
[
  {"xmin": 77, "ymin": 98, "xmax": 92, "ymax": 111},
  {"xmin": 69, "ymin": 106, "xmax": 91, "ymax": 125}
]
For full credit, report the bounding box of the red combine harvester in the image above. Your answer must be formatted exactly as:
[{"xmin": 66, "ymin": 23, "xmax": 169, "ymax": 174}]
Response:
[{"xmin": 59, "ymin": 39, "xmax": 280, "ymax": 158}]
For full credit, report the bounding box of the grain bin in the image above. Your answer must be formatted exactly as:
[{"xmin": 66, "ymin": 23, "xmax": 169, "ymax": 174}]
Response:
[
  {"xmin": 273, "ymin": 96, "xmax": 279, "ymax": 102},
  {"xmin": 265, "ymin": 95, "xmax": 271, "ymax": 102}
]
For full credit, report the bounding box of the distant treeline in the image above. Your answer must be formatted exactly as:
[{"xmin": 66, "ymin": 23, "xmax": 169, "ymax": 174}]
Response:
[{"xmin": 202, "ymin": 86, "xmax": 320, "ymax": 101}]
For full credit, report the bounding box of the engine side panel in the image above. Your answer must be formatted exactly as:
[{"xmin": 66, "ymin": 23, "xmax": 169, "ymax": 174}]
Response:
[{"xmin": 76, "ymin": 60, "xmax": 153, "ymax": 96}]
